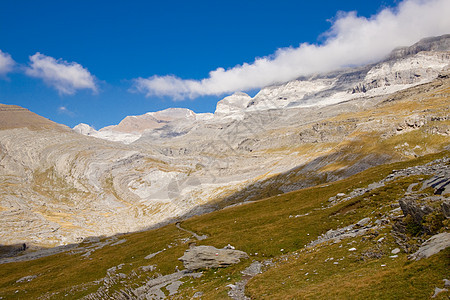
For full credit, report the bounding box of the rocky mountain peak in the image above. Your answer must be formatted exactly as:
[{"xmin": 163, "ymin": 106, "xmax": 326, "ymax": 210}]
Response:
[
  {"xmin": 73, "ymin": 35, "xmax": 449, "ymax": 144},
  {"xmin": 387, "ymin": 34, "xmax": 450, "ymax": 60},
  {"xmin": 147, "ymin": 108, "xmax": 196, "ymax": 122},
  {"xmin": 73, "ymin": 123, "xmax": 97, "ymax": 135},
  {"xmin": 214, "ymin": 92, "xmax": 252, "ymax": 116}
]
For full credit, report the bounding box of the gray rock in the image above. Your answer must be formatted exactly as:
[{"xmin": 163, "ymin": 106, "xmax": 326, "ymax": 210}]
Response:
[
  {"xmin": 442, "ymin": 201, "xmax": 450, "ymax": 219},
  {"xmin": 391, "ymin": 248, "xmax": 401, "ymax": 254},
  {"xmin": 241, "ymin": 261, "xmax": 263, "ymax": 276},
  {"xmin": 356, "ymin": 217, "xmax": 371, "ymax": 227},
  {"xmin": 133, "ymin": 270, "xmax": 202, "ymax": 299},
  {"xmin": 193, "ymin": 291, "xmax": 204, "ymax": 298},
  {"xmin": 145, "ymin": 249, "xmax": 165, "ymax": 260},
  {"xmin": 166, "ymin": 280, "xmax": 183, "ymax": 296},
  {"xmin": 16, "ymin": 275, "xmax": 37, "ymax": 283},
  {"xmin": 444, "ymin": 279, "xmax": 450, "ymax": 287},
  {"xmin": 399, "ymin": 195, "xmax": 435, "ymax": 223},
  {"xmin": 140, "ymin": 265, "xmax": 156, "ymax": 272},
  {"xmin": 432, "ymin": 287, "xmax": 448, "ymax": 298},
  {"xmin": 422, "ymin": 175, "xmax": 450, "ymax": 195},
  {"xmin": 409, "ymin": 232, "xmax": 450, "ymax": 260},
  {"xmin": 179, "ymin": 245, "xmax": 248, "ymax": 271}
]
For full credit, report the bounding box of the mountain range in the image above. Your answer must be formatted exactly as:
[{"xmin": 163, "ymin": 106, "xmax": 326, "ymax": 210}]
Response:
[
  {"xmin": 0, "ymin": 34, "xmax": 449, "ymax": 299},
  {"xmin": 0, "ymin": 34, "xmax": 449, "ymax": 249}
]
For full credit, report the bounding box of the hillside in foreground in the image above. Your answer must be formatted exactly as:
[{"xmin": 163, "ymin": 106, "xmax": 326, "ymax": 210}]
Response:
[
  {"xmin": 0, "ymin": 77, "xmax": 449, "ymax": 298},
  {"xmin": 0, "ymin": 150, "xmax": 448, "ymax": 299}
]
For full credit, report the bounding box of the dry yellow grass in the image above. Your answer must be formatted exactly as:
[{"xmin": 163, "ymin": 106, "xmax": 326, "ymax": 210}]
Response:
[{"xmin": 0, "ymin": 104, "xmax": 67, "ymax": 131}]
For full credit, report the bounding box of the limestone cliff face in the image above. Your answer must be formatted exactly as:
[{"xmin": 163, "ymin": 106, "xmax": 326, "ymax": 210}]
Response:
[
  {"xmin": 246, "ymin": 35, "xmax": 450, "ymax": 112},
  {"xmin": 0, "ymin": 128, "xmax": 177, "ymax": 246},
  {"xmin": 76, "ymin": 35, "xmax": 450, "ymax": 141},
  {"xmin": 1, "ymin": 35, "xmax": 449, "ymax": 248},
  {"xmin": 214, "ymin": 92, "xmax": 252, "ymax": 117}
]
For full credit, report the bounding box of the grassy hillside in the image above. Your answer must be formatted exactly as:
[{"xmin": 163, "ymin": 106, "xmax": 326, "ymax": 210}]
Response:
[{"xmin": 0, "ymin": 150, "xmax": 448, "ymax": 299}]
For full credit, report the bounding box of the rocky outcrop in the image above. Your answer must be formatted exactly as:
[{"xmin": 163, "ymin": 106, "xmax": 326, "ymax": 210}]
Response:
[
  {"xmin": 398, "ymin": 195, "xmax": 439, "ymax": 224},
  {"xmin": 442, "ymin": 201, "xmax": 450, "ymax": 219},
  {"xmin": 108, "ymin": 108, "xmax": 197, "ymax": 134},
  {"xmin": 395, "ymin": 160, "xmax": 450, "ymax": 230},
  {"xmin": 179, "ymin": 245, "xmax": 248, "ymax": 271},
  {"xmin": 353, "ymin": 51, "xmax": 450, "ymax": 95},
  {"xmin": 307, "ymin": 219, "xmax": 377, "ymax": 249},
  {"xmin": 387, "ymin": 34, "xmax": 450, "ymax": 60},
  {"xmin": 408, "ymin": 232, "xmax": 450, "ymax": 260},
  {"xmin": 131, "ymin": 271, "xmax": 202, "ymax": 299},
  {"xmin": 227, "ymin": 261, "xmax": 270, "ymax": 300},
  {"xmin": 422, "ymin": 175, "xmax": 450, "ymax": 195}
]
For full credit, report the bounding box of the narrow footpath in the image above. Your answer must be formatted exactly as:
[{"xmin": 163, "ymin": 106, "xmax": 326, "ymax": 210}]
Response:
[{"xmin": 175, "ymin": 222, "xmax": 208, "ymax": 241}]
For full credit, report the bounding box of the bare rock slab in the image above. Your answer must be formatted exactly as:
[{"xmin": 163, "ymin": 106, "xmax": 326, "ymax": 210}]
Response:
[
  {"xmin": 179, "ymin": 245, "xmax": 248, "ymax": 271},
  {"xmin": 409, "ymin": 232, "xmax": 450, "ymax": 260}
]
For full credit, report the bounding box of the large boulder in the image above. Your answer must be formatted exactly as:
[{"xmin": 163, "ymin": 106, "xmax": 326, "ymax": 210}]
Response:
[{"xmin": 179, "ymin": 245, "xmax": 248, "ymax": 271}]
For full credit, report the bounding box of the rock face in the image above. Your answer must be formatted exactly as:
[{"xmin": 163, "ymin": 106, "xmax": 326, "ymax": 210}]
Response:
[
  {"xmin": 179, "ymin": 246, "xmax": 248, "ymax": 271},
  {"xmin": 73, "ymin": 123, "xmax": 97, "ymax": 136},
  {"xmin": 77, "ymin": 35, "xmax": 450, "ymax": 144},
  {"xmin": 108, "ymin": 108, "xmax": 197, "ymax": 134},
  {"xmin": 409, "ymin": 232, "xmax": 450, "ymax": 260},
  {"xmin": 74, "ymin": 108, "xmax": 213, "ymax": 144},
  {"xmin": 215, "ymin": 92, "xmax": 252, "ymax": 117},
  {"xmin": 397, "ymin": 162, "xmax": 449, "ymax": 226},
  {"xmin": 388, "ymin": 34, "xmax": 450, "ymax": 59},
  {"xmin": 399, "ymin": 195, "xmax": 438, "ymax": 224},
  {"xmin": 422, "ymin": 175, "xmax": 450, "ymax": 195}
]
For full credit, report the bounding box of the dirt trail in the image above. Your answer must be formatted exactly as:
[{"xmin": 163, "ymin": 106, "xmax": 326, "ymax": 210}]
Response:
[{"xmin": 175, "ymin": 222, "xmax": 208, "ymax": 241}]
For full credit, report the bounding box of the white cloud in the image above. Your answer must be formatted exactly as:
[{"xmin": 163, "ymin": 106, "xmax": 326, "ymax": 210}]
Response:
[
  {"xmin": 26, "ymin": 53, "xmax": 97, "ymax": 95},
  {"xmin": 134, "ymin": 0, "xmax": 450, "ymax": 100},
  {"xmin": 0, "ymin": 50, "xmax": 15, "ymax": 75},
  {"xmin": 58, "ymin": 106, "xmax": 71, "ymax": 114}
]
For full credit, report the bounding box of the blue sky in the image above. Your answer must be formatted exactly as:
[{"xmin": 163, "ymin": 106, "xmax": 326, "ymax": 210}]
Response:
[{"xmin": 0, "ymin": 0, "xmax": 449, "ymax": 129}]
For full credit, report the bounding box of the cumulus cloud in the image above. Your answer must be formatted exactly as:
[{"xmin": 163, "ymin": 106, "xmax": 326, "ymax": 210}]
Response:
[
  {"xmin": 134, "ymin": 0, "xmax": 450, "ymax": 100},
  {"xmin": 25, "ymin": 53, "xmax": 97, "ymax": 95},
  {"xmin": 0, "ymin": 50, "xmax": 15, "ymax": 75}
]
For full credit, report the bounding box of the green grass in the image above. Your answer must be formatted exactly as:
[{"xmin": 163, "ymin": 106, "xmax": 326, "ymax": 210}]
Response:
[
  {"xmin": 247, "ymin": 243, "xmax": 449, "ymax": 299},
  {"xmin": 0, "ymin": 225, "xmax": 190, "ymax": 299}
]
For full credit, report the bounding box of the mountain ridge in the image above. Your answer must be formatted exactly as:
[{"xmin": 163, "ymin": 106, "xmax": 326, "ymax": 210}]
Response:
[
  {"xmin": 74, "ymin": 34, "xmax": 450, "ymax": 144},
  {"xmin": 0, "ymin": 34, "xmax": 449, "ymax": 250}
]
